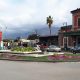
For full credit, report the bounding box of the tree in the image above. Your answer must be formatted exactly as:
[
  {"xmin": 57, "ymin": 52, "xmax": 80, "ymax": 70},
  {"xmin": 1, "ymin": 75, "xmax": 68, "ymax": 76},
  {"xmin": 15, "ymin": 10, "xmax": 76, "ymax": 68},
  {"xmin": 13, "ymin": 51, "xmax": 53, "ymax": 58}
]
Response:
[
  {"xmin": 47, "ymin": 16, "xmax": 53, "ymax": 36},
  {"xmin": 28, "ymin": 34, "xmax": 39, "ymax": 40}
]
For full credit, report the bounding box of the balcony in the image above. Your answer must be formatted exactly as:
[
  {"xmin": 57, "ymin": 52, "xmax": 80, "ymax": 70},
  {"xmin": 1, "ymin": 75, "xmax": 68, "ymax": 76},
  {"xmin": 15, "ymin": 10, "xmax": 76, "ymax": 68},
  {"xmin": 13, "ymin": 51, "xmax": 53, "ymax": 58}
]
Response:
[{"xmin": 71, "ymin": 27, "xmax": 80, "ymax": 31}]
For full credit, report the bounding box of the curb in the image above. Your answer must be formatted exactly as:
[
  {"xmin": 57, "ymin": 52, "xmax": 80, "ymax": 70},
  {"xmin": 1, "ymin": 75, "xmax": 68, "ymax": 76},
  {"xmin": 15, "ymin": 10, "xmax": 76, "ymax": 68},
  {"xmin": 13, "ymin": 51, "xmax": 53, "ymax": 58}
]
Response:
[{"xmin": 0, "ymin": 58, "xmax": 80, "ymax": 63}]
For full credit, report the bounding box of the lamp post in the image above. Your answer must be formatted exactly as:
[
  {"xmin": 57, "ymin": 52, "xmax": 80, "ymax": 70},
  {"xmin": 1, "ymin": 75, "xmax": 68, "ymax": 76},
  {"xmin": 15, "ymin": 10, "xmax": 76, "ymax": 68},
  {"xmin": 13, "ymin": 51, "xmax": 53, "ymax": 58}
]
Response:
[
  {"xmin": 63, "ymin": 22, "xmax": 68, "ymax": 50},
  {"xmin": 47, "ymin": 16, "xmax": 53, "ymax": 36}
]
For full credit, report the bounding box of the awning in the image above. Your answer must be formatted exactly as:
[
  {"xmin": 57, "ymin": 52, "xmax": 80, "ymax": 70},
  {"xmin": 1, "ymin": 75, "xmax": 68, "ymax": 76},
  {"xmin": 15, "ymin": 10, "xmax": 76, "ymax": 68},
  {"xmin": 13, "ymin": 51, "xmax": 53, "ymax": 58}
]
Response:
[{"xmin": 64, "ymin": 31, "xmax": 80, "ymax": 36}]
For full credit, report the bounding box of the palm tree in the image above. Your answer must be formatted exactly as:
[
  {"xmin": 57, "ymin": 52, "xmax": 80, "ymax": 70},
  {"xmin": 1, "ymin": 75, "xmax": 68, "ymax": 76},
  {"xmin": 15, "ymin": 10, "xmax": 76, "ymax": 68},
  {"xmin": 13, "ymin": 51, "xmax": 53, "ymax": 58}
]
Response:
[{"xmin": 47, "ymin": 16, "xmax": 53, "ymax": 36}]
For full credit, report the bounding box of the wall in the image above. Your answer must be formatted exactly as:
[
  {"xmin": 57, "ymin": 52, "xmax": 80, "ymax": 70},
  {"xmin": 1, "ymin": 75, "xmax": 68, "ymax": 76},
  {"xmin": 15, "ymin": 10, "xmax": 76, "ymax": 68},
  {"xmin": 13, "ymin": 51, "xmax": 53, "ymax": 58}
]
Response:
[{"xmin": 72, "ymin": 12, "xmax": 80, "ymax": 30}]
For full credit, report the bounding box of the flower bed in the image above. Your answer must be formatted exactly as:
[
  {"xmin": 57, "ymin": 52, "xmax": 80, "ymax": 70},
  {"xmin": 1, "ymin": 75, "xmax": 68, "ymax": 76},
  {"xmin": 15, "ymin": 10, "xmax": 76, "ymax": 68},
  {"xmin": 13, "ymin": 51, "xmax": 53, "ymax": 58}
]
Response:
[{"xmin": 48, "ymin": 54, "xmax": 80, "ymax": 61}]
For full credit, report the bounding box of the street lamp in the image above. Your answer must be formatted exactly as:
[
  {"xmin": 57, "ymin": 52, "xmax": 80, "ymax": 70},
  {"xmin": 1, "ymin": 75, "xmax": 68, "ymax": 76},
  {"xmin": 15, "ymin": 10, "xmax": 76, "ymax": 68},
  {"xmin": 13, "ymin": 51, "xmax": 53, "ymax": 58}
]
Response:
[
  {"xmin": 63, "ymin": 22, "xmax": 68, "ymax": 50},
  {"xmin": 47, "ymin": 16, "xmax": 53, "ymax": 36}
]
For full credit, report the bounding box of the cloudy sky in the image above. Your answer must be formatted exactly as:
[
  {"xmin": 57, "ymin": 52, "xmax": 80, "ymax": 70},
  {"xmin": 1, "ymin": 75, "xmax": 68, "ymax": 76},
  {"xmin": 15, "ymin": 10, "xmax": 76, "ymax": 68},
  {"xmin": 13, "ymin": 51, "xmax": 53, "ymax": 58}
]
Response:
[{"xmin": 0, "ymin": 0, "xmax": 80, "ymax": 38}]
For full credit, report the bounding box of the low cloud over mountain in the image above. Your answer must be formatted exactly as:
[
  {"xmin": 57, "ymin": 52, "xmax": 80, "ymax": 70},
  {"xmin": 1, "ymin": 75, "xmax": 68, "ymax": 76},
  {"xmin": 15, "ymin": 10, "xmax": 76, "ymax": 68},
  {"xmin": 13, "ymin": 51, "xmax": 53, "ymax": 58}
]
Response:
[{"xmin": 4, "ymin": 24, "xmax": 60, "ymax": 39}]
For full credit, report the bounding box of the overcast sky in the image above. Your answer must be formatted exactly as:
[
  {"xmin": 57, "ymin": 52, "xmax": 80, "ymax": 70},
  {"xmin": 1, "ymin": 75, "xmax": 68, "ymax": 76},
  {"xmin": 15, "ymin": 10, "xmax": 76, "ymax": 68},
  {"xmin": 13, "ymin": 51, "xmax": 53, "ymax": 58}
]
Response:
[{"xmin": 0, "ymin": 0, "xmax": 80, "ymax": 33}]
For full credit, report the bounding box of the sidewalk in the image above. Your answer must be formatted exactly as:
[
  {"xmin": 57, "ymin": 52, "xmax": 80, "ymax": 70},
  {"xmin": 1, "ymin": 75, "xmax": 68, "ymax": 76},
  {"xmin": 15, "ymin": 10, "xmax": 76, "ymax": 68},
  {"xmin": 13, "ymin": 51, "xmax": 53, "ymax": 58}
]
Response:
[{"xmin": 0, "ymin": 50, "xmax": 11, "ymax": 53}]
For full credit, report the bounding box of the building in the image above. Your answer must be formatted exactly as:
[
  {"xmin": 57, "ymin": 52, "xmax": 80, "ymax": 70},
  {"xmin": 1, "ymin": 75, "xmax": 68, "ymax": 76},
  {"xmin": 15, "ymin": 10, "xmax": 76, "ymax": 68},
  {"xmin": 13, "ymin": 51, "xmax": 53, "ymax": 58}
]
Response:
[
  {"xmin": 59, "ymin": 8, "xmax": 80, "ymax": 49},
  {"xmin": 39, "ymin": 35, "xmax": 58, "ymax": 46},
  {"xmin": 58, "ymin": 25, "xmax": 72, "ymax": 48}
]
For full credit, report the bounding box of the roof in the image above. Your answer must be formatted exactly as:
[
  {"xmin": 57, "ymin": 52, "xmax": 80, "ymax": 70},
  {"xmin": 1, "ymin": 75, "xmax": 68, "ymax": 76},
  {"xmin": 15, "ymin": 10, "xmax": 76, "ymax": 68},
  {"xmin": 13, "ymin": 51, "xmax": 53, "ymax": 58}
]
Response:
[
  {"xmin": 61, "ymin": 25, "xmax": 72, "ymax": 29},
  {"xmin": 39, "ymin": 35, "xmax": 58, "ymax": 38},
  {"xmin": 71, "ymin": 8, "xmax": 80, "ymax": 14},
  {"xmin": 64, "ymin": 30, "xmax": 80, "ymax": 36}
]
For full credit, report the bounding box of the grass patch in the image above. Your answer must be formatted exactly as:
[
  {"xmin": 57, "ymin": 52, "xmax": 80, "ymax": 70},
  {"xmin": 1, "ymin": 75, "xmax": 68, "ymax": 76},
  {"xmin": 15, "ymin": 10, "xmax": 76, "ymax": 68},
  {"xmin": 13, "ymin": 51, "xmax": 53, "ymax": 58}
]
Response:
[
  {"xmin": 21, "ymin": 56, "xmax": 50, "ymax": 62},
  {"xmin": 21, "ymin": 54, "xmax": 80, "ymax": 62},
  {"xmin": 64, "ymin": 53, "xmax": 80, "ymax": 56}
]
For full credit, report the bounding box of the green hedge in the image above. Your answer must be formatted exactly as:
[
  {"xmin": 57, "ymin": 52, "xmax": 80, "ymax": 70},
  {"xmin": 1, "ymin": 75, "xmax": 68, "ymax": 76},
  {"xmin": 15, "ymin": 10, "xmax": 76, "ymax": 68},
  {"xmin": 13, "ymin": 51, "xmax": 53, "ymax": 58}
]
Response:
[{"xmin": 11, "ymin": 47, "xmax": 35, "ymax": 52}]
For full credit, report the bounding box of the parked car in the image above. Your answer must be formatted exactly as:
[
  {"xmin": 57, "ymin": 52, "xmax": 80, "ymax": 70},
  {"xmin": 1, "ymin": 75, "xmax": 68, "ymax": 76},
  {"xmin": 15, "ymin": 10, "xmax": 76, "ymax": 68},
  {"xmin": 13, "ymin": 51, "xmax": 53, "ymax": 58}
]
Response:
[
  {"xmin": 71, "ymin": 45, "xmax": 80, "ymax": 54},
  {"xmin": 69, "ymin": 47, "xmax": 74, "ymax": 52},
  {"xmin": 45, "ymin": 45, "xmax": 61, "ymax": 52},
  {"xmin": 40, "ymin": 44, "xmax": 48, "ymax": 52}
]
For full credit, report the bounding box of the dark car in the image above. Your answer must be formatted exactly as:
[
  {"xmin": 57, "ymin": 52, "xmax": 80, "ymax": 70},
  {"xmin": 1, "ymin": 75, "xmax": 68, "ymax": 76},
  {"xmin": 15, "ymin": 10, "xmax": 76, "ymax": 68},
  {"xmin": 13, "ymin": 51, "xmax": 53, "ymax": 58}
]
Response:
[{"xmin": 71, "ymin": 45, "xmax": 80, "ymax": 54}]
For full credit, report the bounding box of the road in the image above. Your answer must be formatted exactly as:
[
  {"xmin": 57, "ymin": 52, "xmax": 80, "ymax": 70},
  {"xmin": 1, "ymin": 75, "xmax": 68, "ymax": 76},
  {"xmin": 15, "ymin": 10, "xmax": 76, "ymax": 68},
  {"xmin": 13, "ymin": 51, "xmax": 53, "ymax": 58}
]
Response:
[{"xmin": 0, "ymin": 60, "xmax": 80, "ymax": 80}]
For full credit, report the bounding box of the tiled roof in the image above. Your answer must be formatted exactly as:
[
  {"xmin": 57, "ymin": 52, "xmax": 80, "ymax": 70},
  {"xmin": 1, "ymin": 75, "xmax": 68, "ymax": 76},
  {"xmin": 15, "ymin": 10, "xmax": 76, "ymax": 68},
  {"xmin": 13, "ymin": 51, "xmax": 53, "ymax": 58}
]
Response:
[
  {"xmin": 61, "ymin": 25, "xmax": 72, "ymax": 29},
  {"xmin": 71, "ymin": 8, "xmax": 80, "ymax": 14}
]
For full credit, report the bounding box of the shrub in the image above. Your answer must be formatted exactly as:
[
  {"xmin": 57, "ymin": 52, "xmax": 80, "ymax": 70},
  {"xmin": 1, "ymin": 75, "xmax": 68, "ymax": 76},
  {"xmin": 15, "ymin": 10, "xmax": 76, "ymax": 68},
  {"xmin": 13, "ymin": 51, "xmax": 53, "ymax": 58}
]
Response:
[{"xmin": 11, "ymin": 47, "xmax": 35, "ymax": 52}]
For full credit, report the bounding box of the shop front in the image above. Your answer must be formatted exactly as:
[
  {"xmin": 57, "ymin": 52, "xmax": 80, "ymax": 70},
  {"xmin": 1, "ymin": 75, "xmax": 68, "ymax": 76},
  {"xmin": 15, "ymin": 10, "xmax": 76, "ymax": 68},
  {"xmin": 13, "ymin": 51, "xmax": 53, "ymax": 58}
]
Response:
[{"xmin": 64, "ymin": 31, "xmax": 80, "ymax": 46}]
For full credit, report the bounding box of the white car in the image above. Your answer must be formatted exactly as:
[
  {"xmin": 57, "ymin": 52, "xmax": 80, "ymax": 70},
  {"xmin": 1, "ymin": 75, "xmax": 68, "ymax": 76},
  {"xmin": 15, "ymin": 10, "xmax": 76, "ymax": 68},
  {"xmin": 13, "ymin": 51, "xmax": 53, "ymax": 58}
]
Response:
[{"xmin": 46, "ymin": 45, "xmax": 61, "ymax": 52}]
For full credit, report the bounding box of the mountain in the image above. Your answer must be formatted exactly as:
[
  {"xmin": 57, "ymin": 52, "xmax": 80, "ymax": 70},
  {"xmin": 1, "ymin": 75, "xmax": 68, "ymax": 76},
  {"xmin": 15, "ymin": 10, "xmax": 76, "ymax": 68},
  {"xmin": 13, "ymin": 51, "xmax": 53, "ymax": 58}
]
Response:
[
  {"xmin": 37, "ymin": 26, "xmax": 60, "ymax": 36},
  {"xmin": 3, "ymin": 25, "xmax": 60, "ymax": 39}
]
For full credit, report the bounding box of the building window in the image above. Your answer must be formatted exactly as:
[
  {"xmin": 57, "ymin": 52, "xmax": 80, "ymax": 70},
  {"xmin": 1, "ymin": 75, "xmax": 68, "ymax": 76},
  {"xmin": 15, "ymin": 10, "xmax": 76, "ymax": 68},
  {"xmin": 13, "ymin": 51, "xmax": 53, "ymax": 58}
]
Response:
[{"xmin": 78, "ymin": 18, "xmax": 80, "ymax": 27}]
